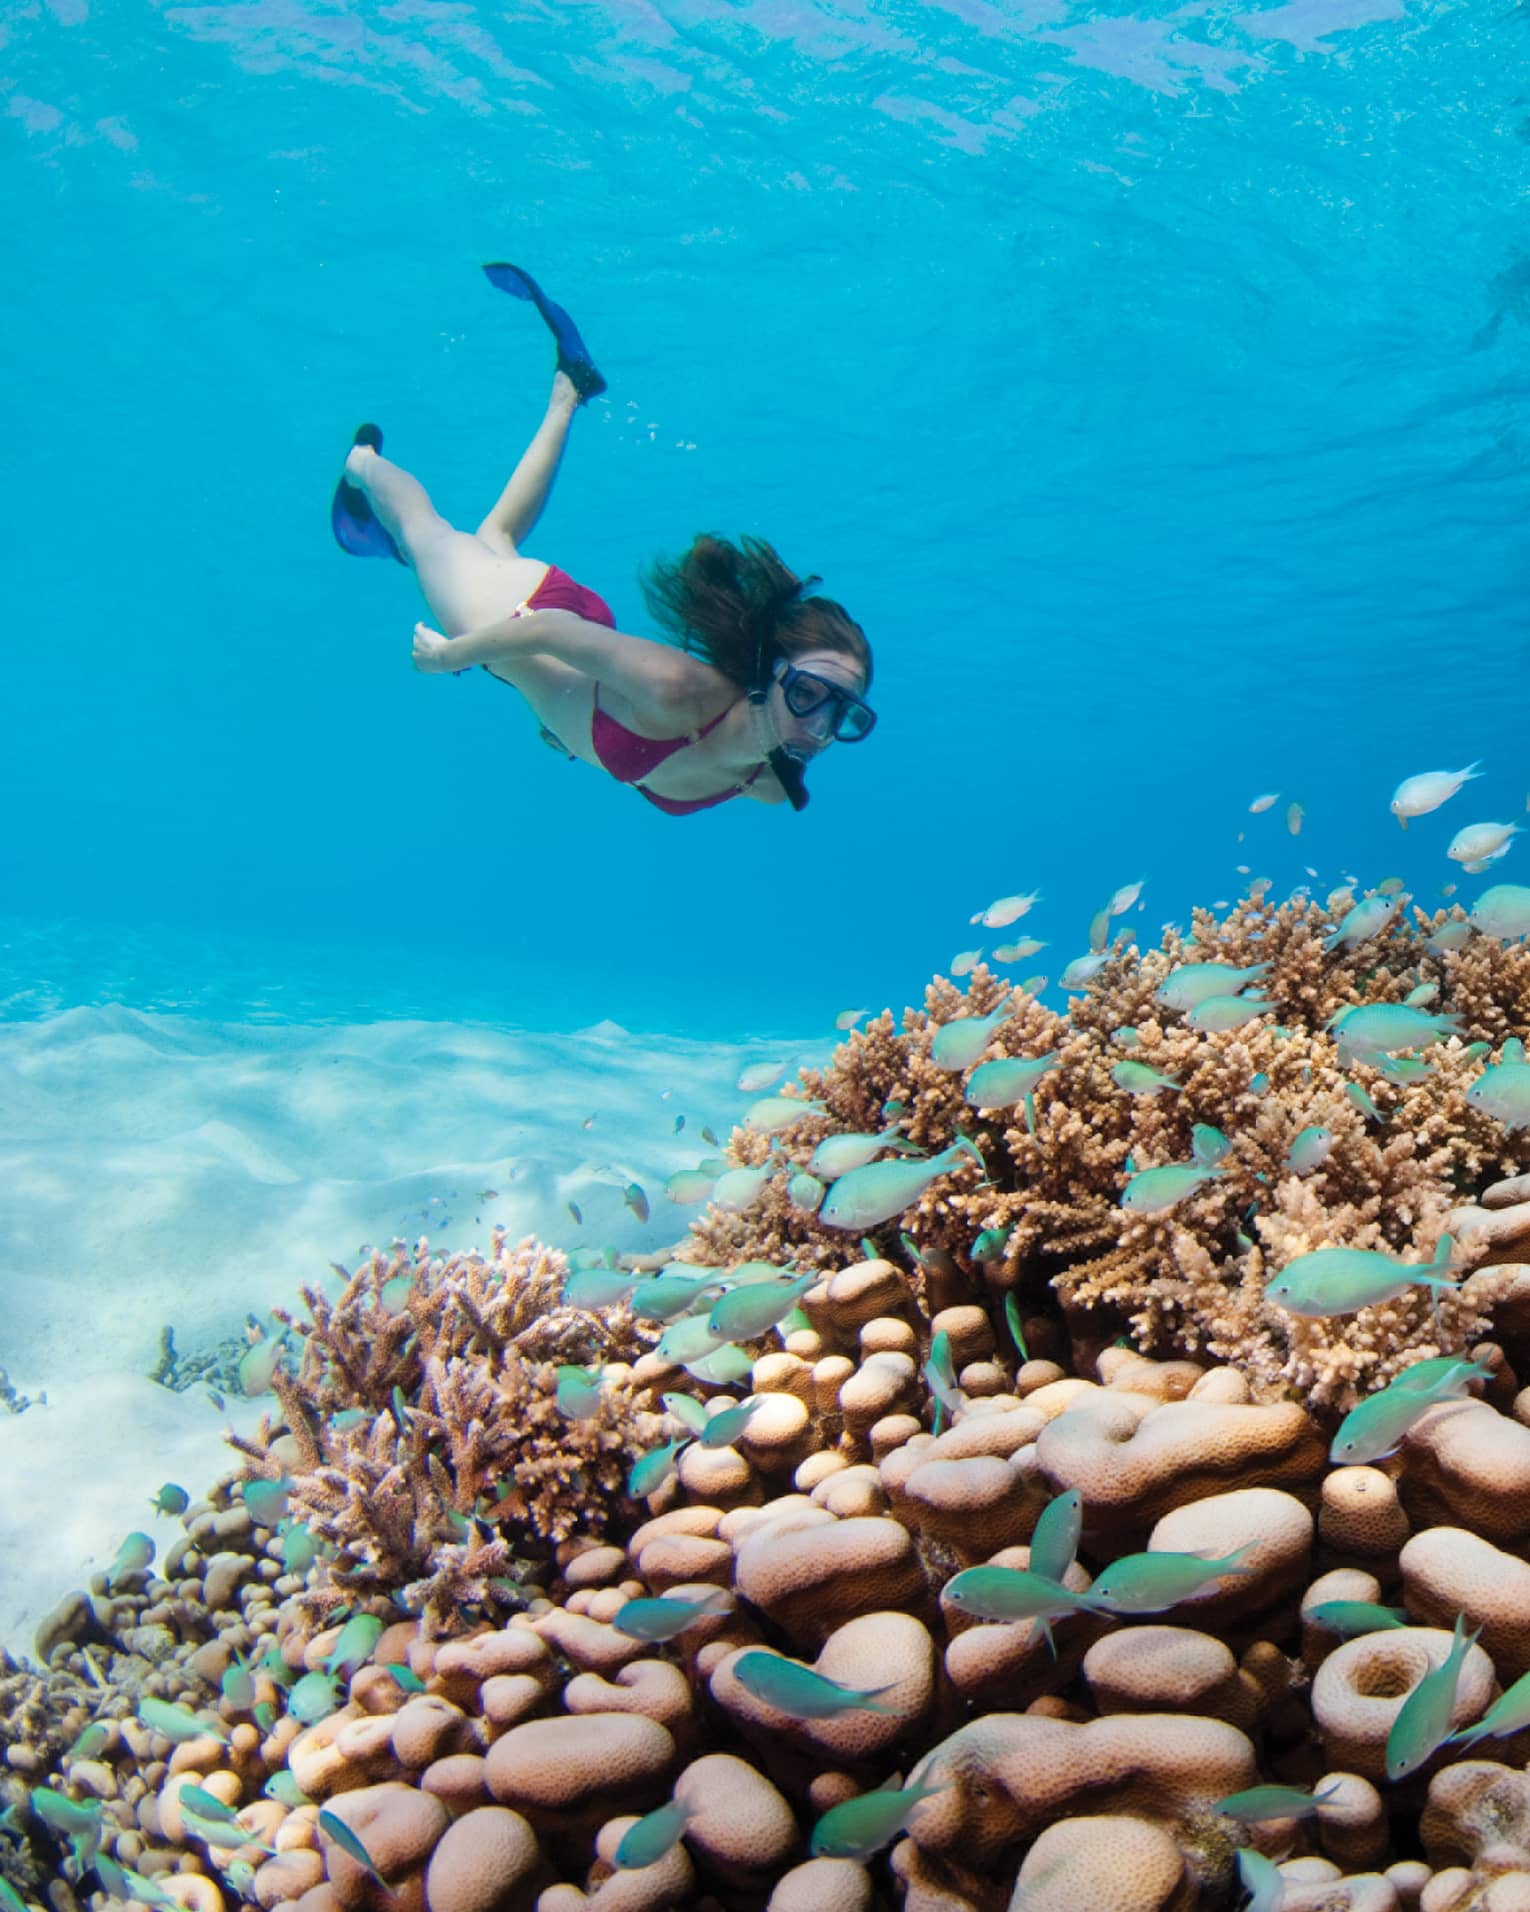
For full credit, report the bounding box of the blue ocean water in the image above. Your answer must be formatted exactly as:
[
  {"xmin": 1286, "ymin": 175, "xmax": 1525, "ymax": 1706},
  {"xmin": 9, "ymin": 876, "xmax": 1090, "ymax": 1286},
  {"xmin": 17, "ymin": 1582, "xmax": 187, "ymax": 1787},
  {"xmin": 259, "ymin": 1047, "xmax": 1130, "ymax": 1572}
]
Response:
[{"xmin": 4, "ymin": 0, "xmax": 1528, "ymax": 1036}]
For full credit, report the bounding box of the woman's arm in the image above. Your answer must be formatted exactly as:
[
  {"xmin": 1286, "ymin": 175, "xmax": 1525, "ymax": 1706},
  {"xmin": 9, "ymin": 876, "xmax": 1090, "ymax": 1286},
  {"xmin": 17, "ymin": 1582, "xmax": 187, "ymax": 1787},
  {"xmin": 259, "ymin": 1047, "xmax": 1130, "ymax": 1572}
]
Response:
[{"xmin": 414, "ymin": 608, "xmax": 717, "ymax": 730}]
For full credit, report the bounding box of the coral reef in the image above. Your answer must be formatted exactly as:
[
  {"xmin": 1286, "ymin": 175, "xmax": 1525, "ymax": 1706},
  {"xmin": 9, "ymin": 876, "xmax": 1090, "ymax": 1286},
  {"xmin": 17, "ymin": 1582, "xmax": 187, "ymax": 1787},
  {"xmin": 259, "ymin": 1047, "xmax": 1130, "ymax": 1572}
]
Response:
[
  {"xmin": 15, "ymin": 887, "xmax": 1530, "ymax": 1908},
  {"xmin": 688, "ymin": 890, "xmax": 1530, "ymax": 1409}
]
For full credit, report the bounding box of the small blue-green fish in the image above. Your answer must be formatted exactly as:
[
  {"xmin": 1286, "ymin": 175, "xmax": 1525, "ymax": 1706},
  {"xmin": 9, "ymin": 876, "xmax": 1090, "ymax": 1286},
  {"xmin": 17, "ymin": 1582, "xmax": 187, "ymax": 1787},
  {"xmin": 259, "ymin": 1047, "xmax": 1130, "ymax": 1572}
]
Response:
[
  {"xmin": 1447, "ymin": 1662, "xmax": 1530, "ymax": 1751},
  {"xmin": 1157, "ymin": 962, "xmax": 1270, "ymax": 1012},
  {"xmin": 1395, "ymin": 1353, "xmax": 1481, "ymax": 1391},
  {"xmin": 224, "ymin": 1861, "xmax": 257, "ymax": 1899},
  {"xmin": 379, "ymin": 1272, "xmax": 415, "ymax": 1311},
  {"xmin": 972, "ymin": 1225, "xmax": 1012, "ymax": 1262},
  {"xmin": 942, "ymin": 1566, "xmax": 1111, "ymax": 1642},
  {"xmin": 68, "ymin": 1721, "xmax": 111, "ymax": 1760},
  {"xmin": 1216, "ymin": 1782, "xmax": 1341, "ymax": 1822},
  {"xmin": 30, "ymin": 1789, "xmax": 102, "ymax": 1839},
  {"xmin": 963, "ymin": 1053, "xmax": 1061, "ymax": 1110},
  {"xmin": 287, "ymin": 1670, "xmax": 343, "ymax": 1726},
  {"xmin": 238, "ymin": 1336, "xmax": 286, "ymax": 1397},
  {"xmin": 1306, "ymin": 1600, "xmax": 1409, "ymax": 1638},
  {"xmin": 325, "ymin": 1612, "xmax": 384, "ymax": 1678},
  {"xmin": 1326, "ymin": 894, "xmax": 1402, "ymax": 952},
  {"xmin": 787, "ymin": 1170, "xmax": 825, "ymax": 1213},
  {"xmin": 1470, "ymin": 884, "xmax": 1530, "ymax": 939},
  {"xmin": 683, "ymin": 1342, "xmax": 753, "ymax": 1385},
  {"xmin": 1089, "ymin": 1544, "xmax": 1257, "ymax": 1614},
  {"xmin": 221, "ymin": 1654, "xmax": 256, "ymax": 1711},
  {"xmin": 1330, "ymin": 1360, "xmax": 1489, "ymax": 1465},
  {"xmin": 264, "ymin": 1771, "xmax": 312, "ymax": 1806},
  {"xmin": 700, "ymin": 1398, "xmax": 764, "ymax": 1448},
  {"xmin": 1059, "ymin": 953, "xmax": 1110, "ymax": 991},
  {"xmin": 810, "ymin": 1125, "xmax": 916, "ymax": 1177},
  {"xmin": 1330, "ymin": 1003, "xmax": 1461, "ymax": 1064},
  {"xmin": 662, "ymin": 1391, "xmax": 712, "ymax": 1437},
  {"xmin": 1379, "ymin": 1055, "xmax": 1434, "ymax": 1084},
  {"xmin": 1004, "ymin": 1292, "xmax": 1029, "ymax": 1362},
  {"xmin": 1121, "ymin": 1162, "xmax": 1223, "ymax": 1216},
  {"xmin": 731, "ymin": 1650, "xmax": 903, "ymax": 1719},
  {"xmin": 1386, "ymin": 1612, "xmax": 1480, "ymax": 1780},
  {"xmin": 820, "ymin": 1137, "xmax": 985, "ymax": 1231},
  {"xmin": 1235, "ymin": 1847, "xmax": 1286, "ymax": 1912},
  {"xmin": 1186, "ymin": 993, "xmax": 1272, "ymax": 1034},
  {"xmin": 91, "ymin": 1858, "xmax": 178, "ymax": 1907},
  {"xmin": 1466, "ymin": 1051, "xmax": 1530, "ymax": 1131},
  {"xmin": 0, "ymin": 1884, "xmax": 28, "ymax": 1912},
  {"xmin": 1265, "ymin": 1247, "xmax": 1459, "ymax": 1318},
  {"xmin": 567, "ymin": 1200, "xmax": 584, "ymax": 1225},
  {"xmin": 1029, "ymin": 1489, "xmax": 1083, "ymax": 1585},
  {"xmin": 318, "ymin": 1808, "xmax": 388, "ymax": 1885},
  {"xmin": 1286, "ymin": 800, "xmax": 1304, "ymax": 836},
  {"xmin": 810, "ymin": 1775, "xmax": 945, "ymax": 1860},
  {"xmin": 1087, "ymin": 907, "xmax": 1111, "ymax": 953},
  {"xmin": 613, "ymin": 1589, "xmax": 734, "ymax": 1643},
  {"xmin": 629, "ymin": 1438, "xmax": 689, "ymax": 1498},
  {"xmin": 243, "ymin": 1477, "xmax": 291, "ymax": 1528},
  {"xmin": 1344, "ymin": 1081, "xmax": 1384, "ymax": 1123},
  {"xmin": 555, "ymin": 1364, "xmax": 605, "ymax": 1419},
  {"xmin": 378, "ymin": 1662, "xmax": 426, "ymax": 1695},
  {"xmin": 631, "ymin": 1269, "xmax": 725, "ymax": 1323},
  {"xmin": 279, "ymin": 1519, "xmax": 320, "ymax": 1576},
  {"xmin": 177, "ymin": 1785, "xmax": 237, "ymax": 1826},
  {"xmin": 1111, "ymin": 1059, "xmax": 1181, "ymax": 1095},
  {"xmin": 656, "ymin": 1314, "xmax": 727, "ymax": 1364},
  {"xmin": 663, "ymin": 1169, "xmax": 715, "ymax": 1206},
  {"xmin": 931, "ymin": 1006, "xmax": 1014, "ymax": 1071},
  {"xmin": 622, "ymin": 1181, "xmax": 650, "ymax": 1223},
  {"xmin": 138, "ymin": 1697, "xmax": 228, "ymax": 1744},
  {"xmin": 107, "ymin": 1532, "xmax": 155, "ymax": 1589},
  {"xmin": 744, "ymin": 1095, "xmax": 826, "ymax": 1135},
  {"xmin": 615, "ymin": 1798, "xmax": 696, "ymax": 1870},
  {"xmin": 711, "ymin": 1165, "xmax": 772, "ymax": 1212},
  {"xmin": 1428, "ymin": 919, "xmax": 1474, "ymax": 953},
  {"xmin": 700, "ymin": 1125, "xmax": 720, "ymax": 1146},
  {"xmin": 1191, "ymin": 1123, "xmax": 1231, "ymax": 1167},
  {"xmin": 149, "ymin": 1483, "xmax": 189, "ymax": 1518},
  {"xmin": 1249, "ymin": 1072, "xmax": 1270, "ymax": 1094},
  {"xmin": 1405, "ymin": 981, "xmax": 1439, "ymax": 1006},
  {"xmin": 1113, "ymin": 1025, "xmax": 1141, "ymax": 1047},
  {"xmin": 924, "ymin": 1329, "xmax": 965, "ymax": 1428},
  {"xmin": 253, "ymin": 1701, "xmax": 277, "ymax": 1732},
  {"xmin": 708, "ymin": 1271, "xmax": 817, "ymax": 1342},
  {"xmin": 331, "ymin": 1407, "xmax": 369, "ymax": 1431}
]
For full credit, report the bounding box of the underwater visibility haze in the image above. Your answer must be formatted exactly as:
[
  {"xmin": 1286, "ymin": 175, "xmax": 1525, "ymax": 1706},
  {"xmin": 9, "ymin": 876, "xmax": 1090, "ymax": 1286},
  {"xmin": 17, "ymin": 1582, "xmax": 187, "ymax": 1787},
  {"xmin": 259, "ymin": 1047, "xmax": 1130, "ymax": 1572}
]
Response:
[{"xmin": 6, "ymin": 1, "xmax": 1530, "ymax": 1907}]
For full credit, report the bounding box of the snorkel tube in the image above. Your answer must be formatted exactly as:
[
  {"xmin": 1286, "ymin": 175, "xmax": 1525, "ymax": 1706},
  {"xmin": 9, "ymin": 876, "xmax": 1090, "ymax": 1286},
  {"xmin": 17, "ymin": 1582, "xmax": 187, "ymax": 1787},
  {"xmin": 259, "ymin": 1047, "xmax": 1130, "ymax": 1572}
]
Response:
[
  {"xmin": 747, "ymin": 687, "xmax": 810, "ymax": 810},
  {"xmin": 747, "ymin": 577, "xmax": 819, "ymax": 813}
]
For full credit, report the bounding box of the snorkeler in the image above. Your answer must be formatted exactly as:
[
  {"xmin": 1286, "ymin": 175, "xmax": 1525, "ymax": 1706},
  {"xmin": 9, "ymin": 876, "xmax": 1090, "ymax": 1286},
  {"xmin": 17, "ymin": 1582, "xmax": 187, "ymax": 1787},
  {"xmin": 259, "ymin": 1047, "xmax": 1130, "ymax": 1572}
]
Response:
[{"xmin": 332, "ymin": 263, "xmax": 875, "ymax": 814}]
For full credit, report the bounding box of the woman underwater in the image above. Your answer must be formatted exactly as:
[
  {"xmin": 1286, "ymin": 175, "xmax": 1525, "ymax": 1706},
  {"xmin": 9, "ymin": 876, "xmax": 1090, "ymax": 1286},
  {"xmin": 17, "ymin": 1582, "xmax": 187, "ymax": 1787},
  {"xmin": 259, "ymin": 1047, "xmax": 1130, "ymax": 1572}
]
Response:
[{"xmin": 332, "ymin": 264, "xmax": 876, "ymax": 815}]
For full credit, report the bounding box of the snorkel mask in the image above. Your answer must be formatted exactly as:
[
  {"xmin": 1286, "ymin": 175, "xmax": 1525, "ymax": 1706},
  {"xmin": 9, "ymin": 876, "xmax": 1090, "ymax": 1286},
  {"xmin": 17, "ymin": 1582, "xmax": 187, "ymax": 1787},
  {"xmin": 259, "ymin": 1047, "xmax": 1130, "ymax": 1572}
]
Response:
[{"xmin": 744, "ymin": 570, "xmax": 877, "ymax": 812}]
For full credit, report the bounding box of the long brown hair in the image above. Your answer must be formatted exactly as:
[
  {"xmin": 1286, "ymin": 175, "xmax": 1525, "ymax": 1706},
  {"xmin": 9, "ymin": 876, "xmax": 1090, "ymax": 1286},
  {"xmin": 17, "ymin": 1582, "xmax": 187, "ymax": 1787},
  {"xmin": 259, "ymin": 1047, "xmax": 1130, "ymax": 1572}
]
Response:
[{"xmin": 640, "ymin": 534, "xmax": 872, "ymax": 692}]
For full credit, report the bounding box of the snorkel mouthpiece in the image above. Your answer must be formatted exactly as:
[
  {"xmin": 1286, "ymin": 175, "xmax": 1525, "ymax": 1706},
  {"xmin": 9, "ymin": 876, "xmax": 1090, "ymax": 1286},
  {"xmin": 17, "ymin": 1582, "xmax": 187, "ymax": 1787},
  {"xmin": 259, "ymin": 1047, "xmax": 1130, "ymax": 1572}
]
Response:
[{"xmin": 769, "ymin": 746, "xmax": 810, "ymax": 810}]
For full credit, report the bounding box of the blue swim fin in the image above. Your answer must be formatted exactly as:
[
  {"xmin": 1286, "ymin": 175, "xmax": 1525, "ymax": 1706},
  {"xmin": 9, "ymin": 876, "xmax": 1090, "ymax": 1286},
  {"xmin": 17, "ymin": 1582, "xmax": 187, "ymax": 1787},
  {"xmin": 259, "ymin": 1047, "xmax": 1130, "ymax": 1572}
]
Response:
[
  {"xmin": 482, "ymin": 261, "xmax": 608, "ymax": 401},
  {"xmin": 331, "ymin": 424, "xmax": 405, "ymax": 563}
]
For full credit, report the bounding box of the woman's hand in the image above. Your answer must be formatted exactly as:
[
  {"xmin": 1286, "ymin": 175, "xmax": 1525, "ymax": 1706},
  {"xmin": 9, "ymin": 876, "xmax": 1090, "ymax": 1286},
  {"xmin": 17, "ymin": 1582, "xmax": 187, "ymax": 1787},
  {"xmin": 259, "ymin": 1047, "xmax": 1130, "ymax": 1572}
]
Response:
[{"xmin": 412, "ymin": 622, "xmax": 457, "ymax": 673}]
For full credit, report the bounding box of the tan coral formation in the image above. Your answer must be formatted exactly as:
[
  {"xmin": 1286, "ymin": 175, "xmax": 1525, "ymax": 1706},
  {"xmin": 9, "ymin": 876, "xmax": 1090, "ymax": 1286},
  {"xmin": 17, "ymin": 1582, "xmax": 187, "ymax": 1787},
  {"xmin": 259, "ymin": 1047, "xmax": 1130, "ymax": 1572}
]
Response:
[{"xmin": 19, "ymin": 891, "xmax": 1530, "ymax": 1908}]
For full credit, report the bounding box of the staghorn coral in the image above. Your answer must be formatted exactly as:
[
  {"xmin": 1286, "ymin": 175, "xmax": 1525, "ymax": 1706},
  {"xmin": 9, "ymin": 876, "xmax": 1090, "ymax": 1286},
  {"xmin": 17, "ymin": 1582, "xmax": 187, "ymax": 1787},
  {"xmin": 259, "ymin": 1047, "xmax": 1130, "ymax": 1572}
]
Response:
[
  {"xmin": 230, "ymin": 1235, "xmax": 666, "ymax": 1634},
  {"xmin": 685, "ymin": 889, "xmax": 1530, "ymax": 1408}
]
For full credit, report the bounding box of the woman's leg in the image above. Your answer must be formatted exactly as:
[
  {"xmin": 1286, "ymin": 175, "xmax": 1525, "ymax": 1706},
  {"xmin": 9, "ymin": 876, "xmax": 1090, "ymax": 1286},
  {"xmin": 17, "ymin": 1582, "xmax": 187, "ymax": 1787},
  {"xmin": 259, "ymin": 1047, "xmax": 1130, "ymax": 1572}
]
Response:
[
  {"xmin": 345, "ymin": 444, "xmax": 544, "ymax": 634},
  {"xmin": 475, "ymin": 371, "xmax": 581, "ymax": 555}
]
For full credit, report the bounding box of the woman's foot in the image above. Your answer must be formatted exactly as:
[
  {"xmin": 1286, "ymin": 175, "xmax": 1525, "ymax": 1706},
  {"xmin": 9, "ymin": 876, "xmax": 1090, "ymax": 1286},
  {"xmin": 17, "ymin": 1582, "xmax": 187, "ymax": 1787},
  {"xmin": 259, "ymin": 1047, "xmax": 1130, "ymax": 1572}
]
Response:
[
  {"xmin": 483, "ymin": 261, "xmax": 608, "ymax": 402},
  {"xmin": 331, "ymin": 424, "xmax": 405, "ymax": 564}
]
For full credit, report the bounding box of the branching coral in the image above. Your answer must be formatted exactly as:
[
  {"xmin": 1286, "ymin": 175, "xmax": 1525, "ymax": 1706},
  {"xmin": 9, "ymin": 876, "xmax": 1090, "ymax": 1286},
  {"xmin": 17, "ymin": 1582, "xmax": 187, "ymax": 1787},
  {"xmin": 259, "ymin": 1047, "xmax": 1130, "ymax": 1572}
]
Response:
[
  {"xmin": 231, "ymin": 1234, "xmax": 667, "ymax": 1634},
  {"xmin": 684, "ymin": 890, "xmax": 1530, "ymax": 1408}
]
